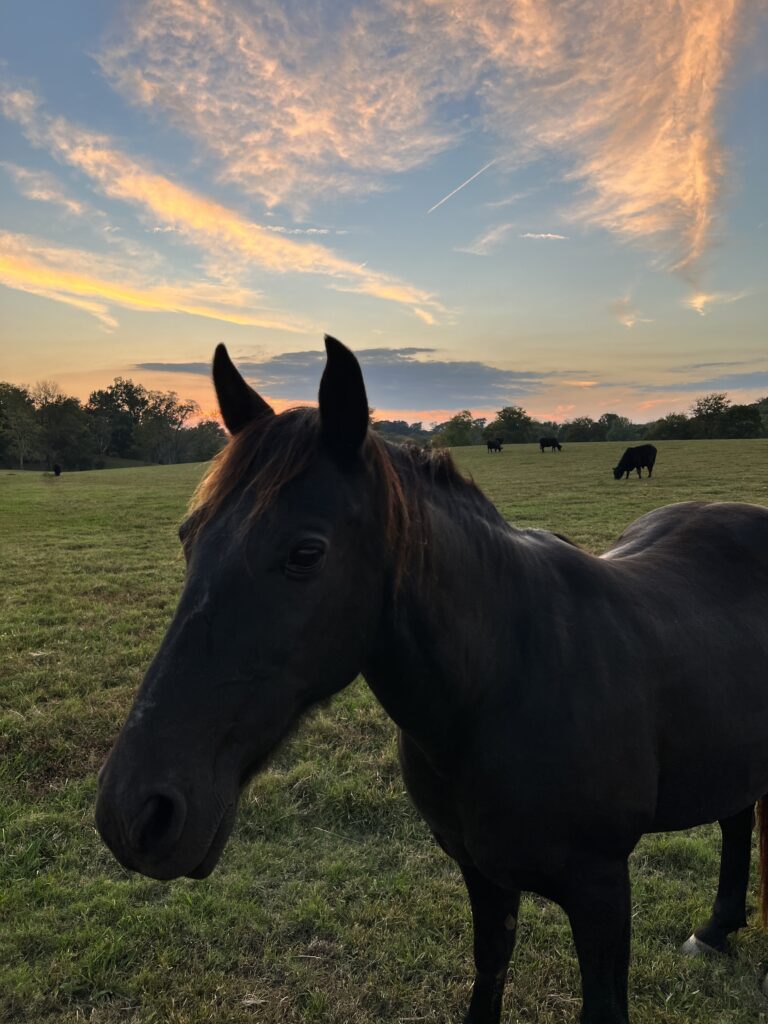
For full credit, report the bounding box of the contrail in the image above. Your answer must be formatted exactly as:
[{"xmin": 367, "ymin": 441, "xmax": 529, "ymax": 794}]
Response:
[{"xmin": 427, "ymin": 159, "xmax": 497, "ymax": 214}]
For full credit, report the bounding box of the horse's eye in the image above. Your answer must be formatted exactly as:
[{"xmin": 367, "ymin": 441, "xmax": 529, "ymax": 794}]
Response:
[{"xmin": 286, "ymin": 541, "xmax": 327, "ymax": 577}]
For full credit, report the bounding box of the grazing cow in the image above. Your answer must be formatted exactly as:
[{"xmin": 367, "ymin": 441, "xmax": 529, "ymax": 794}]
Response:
[
  {"xmin": 52, "ymin": 463, "xmax": 62, "ymax": 477},
  {"xmin": 487, "ymin": 437, "xmax": 503, "ymax": 453},
  {"xmin": 613, "ymin": 444, "xmax": 657, "ymax": 480},
  {"xmin": 539, "ymin": 436, "xmax": 562, "ymax": 453}
]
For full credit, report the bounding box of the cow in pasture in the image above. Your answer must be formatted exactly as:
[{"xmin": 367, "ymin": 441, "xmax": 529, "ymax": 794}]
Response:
[
  {"xmin": 487, "ymin": 437, "xmax": 503, "ymax": 453},
  {"xmin": 539, "ymin": 437, "xmax": 562, "ymax": 452},
  {"xmin": 613, "ymin": 443, "xmax": 657, "ymax": 480}
]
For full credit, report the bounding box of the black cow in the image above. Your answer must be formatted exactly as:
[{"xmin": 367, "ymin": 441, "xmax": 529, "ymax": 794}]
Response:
[
  {"xmin": 539, "ymin": 436, "xmax": 562, "ymax": 453},
  {"xmin": 613, "ymin": 443, "xmax": 657, "ymax": 480},
  {"xmin": 487, "ymin": 437, "xmax": 503, "ymax": 453}
]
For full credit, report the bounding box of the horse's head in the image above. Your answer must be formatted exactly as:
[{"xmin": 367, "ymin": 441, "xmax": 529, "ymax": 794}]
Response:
[{"xmin": 96, "ymin": 337, "xmax": 401, "ymax": 880}]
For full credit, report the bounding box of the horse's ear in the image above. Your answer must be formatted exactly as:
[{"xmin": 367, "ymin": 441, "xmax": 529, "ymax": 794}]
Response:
[
  {"xmin": 318, "ymin": 335, "xmax": 369, "ymax": 455},
  {"xmin": 212, "ymin": 344, "xmax": 274, "ymax": 435}
]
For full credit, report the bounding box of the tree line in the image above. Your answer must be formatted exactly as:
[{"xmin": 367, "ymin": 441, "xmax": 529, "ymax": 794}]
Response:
[
  {"xmin": 2, "ymin": 379, "xmax": 766, "ymax": 471},
  {"xmin": 374, "ymin": 393, "xmax": 768, "ymax": 447},
  {"xmin": 0, "ymin": 378, "xmax": 227, "ymax": 471}
]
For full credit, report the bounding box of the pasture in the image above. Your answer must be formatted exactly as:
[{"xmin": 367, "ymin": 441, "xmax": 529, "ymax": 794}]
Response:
[{"xmin": 2, "ymin": 438, "xmax": 768, "ymax": 1024}]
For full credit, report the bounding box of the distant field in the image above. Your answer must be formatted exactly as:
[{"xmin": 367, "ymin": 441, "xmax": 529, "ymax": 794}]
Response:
[{"xmin": 2, "ymin": 439, "xmax": 768, "ymax": 1024}]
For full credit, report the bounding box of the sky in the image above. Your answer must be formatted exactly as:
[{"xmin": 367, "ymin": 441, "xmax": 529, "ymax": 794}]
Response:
[{"xmin": 0, "ymin": 0, "xmax": 766, "ymax": 426}]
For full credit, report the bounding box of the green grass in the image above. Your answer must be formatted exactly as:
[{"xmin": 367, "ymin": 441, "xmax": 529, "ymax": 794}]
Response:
[{"xmin": 1, "ymin": 441, "xmax": 768, "ymax": 1024}]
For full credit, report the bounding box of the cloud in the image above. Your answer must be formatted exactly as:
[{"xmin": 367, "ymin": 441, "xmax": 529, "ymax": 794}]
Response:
[
  {"xmin": 0, "ymin": 161, "xmax": 87, "ymax": 216},
  {"xmin": 95, "ymin": 0, "xmax": 750, "ymax": 274},
  {"xmin": 0, "ymin": 83, "xmax": 446, "ymax": 323},
  {"xmin": 97, "ymin": 0, "xmax": 474, "ymax": 211},
  {"xmin": 609, "ymin": 296, "xmax": 653, "ymax": 328},
  {"xmin": 485, "ymin": 190, "xmax": 533, "ymax": 209},
  {"xmin": 634, "ymin": 370, "xmax": 768, "ymax": 394},
  {"xmin": 0, "ymin": 230, "xmax": 310, "ymax": 331},
  {"xmin": 684, "ymin": 289, "xmax": 749, "ymax": 315},
  {"xmin": 519, "ymin": 232, "xmax": 568, "ymax": 241},
  {"xmin": 137, "ymin": 347, "xmax": 552, "ymax": 407},
  {"xmin": 456, "ymin": 223, "xmax": 516, "ymax": 256}
]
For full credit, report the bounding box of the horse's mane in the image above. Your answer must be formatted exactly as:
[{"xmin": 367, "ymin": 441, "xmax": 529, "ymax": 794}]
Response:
[{"xmin": 188, "ymin": 408, "xmax": 500, "ymax": 582}]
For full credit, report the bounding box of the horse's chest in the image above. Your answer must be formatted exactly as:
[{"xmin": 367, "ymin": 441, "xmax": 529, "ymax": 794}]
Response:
[
  {"xmin": 397, "ymin": 731, "xmax": 472, "ymax": 860},
  {"xmin": 397, "ymin": 729, "xmax": 573, "ymax": 874}
]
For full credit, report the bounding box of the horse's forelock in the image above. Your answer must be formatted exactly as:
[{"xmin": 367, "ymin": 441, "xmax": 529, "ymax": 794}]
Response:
[{"xmin": 185, "ymin": 411, "xmax": 425, "ymax": 585}]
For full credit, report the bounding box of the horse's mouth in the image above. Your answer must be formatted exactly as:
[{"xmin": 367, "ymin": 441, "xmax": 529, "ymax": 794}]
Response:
[{"xmin": 186, "ymin": 802, "xmax": 237, "ymax": 879}]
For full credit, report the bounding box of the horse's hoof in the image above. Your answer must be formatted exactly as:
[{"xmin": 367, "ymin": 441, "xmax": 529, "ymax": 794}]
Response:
[{"xmin": 681, "ymin": 934, "xmax": 718, "ymax": 957}]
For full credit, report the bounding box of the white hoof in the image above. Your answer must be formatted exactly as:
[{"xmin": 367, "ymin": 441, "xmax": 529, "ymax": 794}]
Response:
[{"xmin": 681, "ymin": 934, "xmax": 718, "ymax": 957}]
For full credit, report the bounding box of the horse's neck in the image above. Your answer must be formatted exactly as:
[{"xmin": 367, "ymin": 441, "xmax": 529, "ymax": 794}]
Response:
[{"xmin": 364, "ymin": 497, "xmax": 528, "ymax": 753}]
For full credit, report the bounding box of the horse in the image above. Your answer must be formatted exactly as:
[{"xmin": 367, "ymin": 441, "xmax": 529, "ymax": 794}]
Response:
[
  {"xmin": 486, "ymin": 437, "xmax": 503, "ymax": 453},
  {"xmin": 613, "ymin": 444, "xmax": 656, "ymax": 480},
  {"xmin": 539, "ymin": 436, "xmax": 562, "ymax": 452},
  {"xmin": 96, "ymin": 337, "xmax": 768, "ymax": 1024}
]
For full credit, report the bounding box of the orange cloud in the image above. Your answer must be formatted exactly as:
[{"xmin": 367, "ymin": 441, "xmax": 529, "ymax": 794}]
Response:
[
  {"xmin": 0, "ymin": 85, "xmax": 446, "ymax": 323},
  {"xmin": 0, "ymin": 231, "xmax": 310, "ymax": 331},
  {"xmin": 684, "ymin": 289, "xmax": 749, "ymax": 315},
  {"xmin": 93, "ymin": 0, "xmax": 749, "ymax": 276},
  {"xmin": 97, "ymin": 0, "xmax": 469, "ymax": 210}
]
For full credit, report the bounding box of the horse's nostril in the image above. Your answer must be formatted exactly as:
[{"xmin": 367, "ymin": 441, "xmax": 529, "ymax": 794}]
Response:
[{"xmin": 131, "ymin": 789, "xmax": 187, "ymax": 857}]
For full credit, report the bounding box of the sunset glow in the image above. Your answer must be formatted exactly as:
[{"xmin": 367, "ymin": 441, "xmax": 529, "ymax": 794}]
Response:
[{"xmin": 1, "ymin": 0, "xmax": 765, "ymax": 424}]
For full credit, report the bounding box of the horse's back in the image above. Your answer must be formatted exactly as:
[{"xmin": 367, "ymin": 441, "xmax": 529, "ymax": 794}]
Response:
[{"xmin": 603, "ymin": 501, "xmax": 768, "ymax": 577}]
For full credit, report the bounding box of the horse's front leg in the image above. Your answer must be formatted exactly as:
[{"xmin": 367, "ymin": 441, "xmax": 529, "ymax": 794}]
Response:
[
  {"xmin": 460, "ymin": 863, "xmax": 521, "ymax": 1024},
  {"xmin": 562, "ymin": 855, "xmax": 631, "ymax": 1024}
]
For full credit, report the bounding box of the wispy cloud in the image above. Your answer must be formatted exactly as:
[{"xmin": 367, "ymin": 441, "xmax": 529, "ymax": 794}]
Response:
[
  {"xmin": 0, "ymin": 161, "xmax": 86, "ymax": 216},
  {"xmin": 455, "ymin": 222, "xmax": 516, "ymax": 256},
  {"xmin": 485, "ymin": 190, "xmax": 532, "ymax": 209},
  {"xmin": 94, "ymin": 0, "xmax": 750, "ymax": 275},
  {"xmin": 0, "ymin": 230, "xmax": 309, "ymax": 331},
  {"xmin": 0, "ymin": 83, "xmax": 446, "ymax": 324},
  {"xmin": 609, "ymin": 296, "xmax": 653, "ymax": 328},
  {"xmin": 684, "ymin": 289, "xmax": 749, "ymax": 315},
  {"xmin": 97, "ymin": 0, "xmax": 474, "ymax": 211},
  {"xmin": 636, "ymin": 369, "xmax": 768, "ymax": 394},
  {"xmin": 519, "ymin": 232, "xmax": 568, "ymax": 241}
]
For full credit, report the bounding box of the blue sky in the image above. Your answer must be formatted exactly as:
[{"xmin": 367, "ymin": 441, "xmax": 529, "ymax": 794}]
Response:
[{"xmin": 1, "ymin": 0, "xmax": 766, "ymax": 424}]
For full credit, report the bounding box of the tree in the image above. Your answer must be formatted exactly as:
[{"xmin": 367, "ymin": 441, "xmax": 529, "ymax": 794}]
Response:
[
  {"xmin": 30, "ymin": 379, "xmax": 62, "ymax": 408},
  {"xmin": 754, "ymin": 397, "xmax": 768, "ymax": 437},
  {"xmin": 373, "ymin": 420, "xmax": 430, "ymax": 444},
  {"xmin": 86, "ymin": 378, "xmax": 150, "ymax": 458},
  {"xmin": 561, "ymin": 417, "xmax": 601, "ymax": 442},
  {"xmin": 645, "ymin": 413, "xmax": 690, "ymax": 440},
  {"xmin": 432, "ymin": 411, "xmax": 486, "ymax": 447},
  {"xmin": 0, "ymin": 383, "xmax": 41, "ymax": 468},
  {"xmin": 181, "ymin": 420, "xmax": 228, "ymax": 462},
  {"xmin": 689, "ymin": 393, "xmax": 730, "ymax": 438},
  {"xmin": 135, "ymin": 391, "xmax": 199, "ymax": 463},
  {"xmin": 598, "ymin": 413, "xmax": 643, "ymax": 442},
  {"xmin": 483, "ymin": 406, "xmax": 533, "ymax": 444},
  {"xmin": 719, "ymin": 404, "xmax": 761, "ymax": 439},
  {"xmin": 37, "ymin": 395, "xmax": 96, "ymax": 469}
]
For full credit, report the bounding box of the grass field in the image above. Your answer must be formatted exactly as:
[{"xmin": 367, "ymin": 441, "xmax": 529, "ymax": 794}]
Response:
[{"xmin": 2, "ymin": 439, "xmax": 768, "ymax": 1024}]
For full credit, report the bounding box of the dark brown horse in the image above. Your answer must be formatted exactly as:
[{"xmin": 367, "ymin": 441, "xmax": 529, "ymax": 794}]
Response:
[{"xmin": 96, "ymin": 337, "xmax": 768, "ymax": 1024}]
